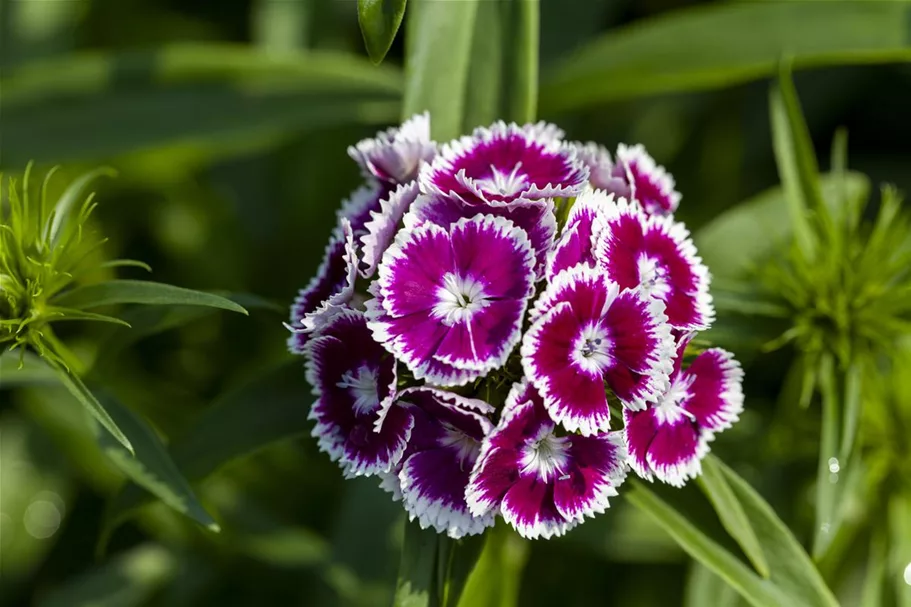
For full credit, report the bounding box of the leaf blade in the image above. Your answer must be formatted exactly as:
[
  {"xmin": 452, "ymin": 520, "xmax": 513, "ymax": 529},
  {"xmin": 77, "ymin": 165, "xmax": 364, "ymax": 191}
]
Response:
[
  {"xmin": 358, "ymin": 0, "xmax": 408, "ymax": 65},
  {"xmin": 52, "ymin": 280, "xmax": 248, "ymax": 314}
]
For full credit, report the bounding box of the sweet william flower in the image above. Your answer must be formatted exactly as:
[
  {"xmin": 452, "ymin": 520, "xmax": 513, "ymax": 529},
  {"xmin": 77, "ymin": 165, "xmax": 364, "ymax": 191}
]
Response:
[
  {"xmin": 304, "ymin": 308, "xmax": 412, "ymax": 477},
  {"xmin": 420, "ymin": 121, "xmax": 588, "ymax": 205},
  {"xmin": 467, "ymin": 380, "xmax": 627, "ymax": 539},
  {"xmin": 624, "ymin": 335, "xmax": 743, "ymax": 487},
  {"xmin": 592, "ymin": 195, "xmax": 714, "ymax": 332},
  {"xmin": 367, "ymin": 214, "xmax": 535, "ymax": 386},
  {"xmin": 522, "ymin": 265, "xmax": 674, "ymax": 435},
  {"xmin": 348, "ymin": 112, "xmax": 437, "ymax": 185}
]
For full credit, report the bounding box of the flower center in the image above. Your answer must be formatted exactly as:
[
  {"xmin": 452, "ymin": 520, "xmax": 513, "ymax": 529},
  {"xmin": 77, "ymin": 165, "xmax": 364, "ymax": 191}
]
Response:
[
  {"xmin": 653, "ymin": 375, "xmax": 696, "ymax": 426},
  {"xmin": 637, "ymin": 254, "xmax": 671, "ymax": 300},
  {"xmin": 520, "ymin": 425, "xmax": 570, "ymax": 482},
  {"xmin": 337, "ymin": 365, "xmax": 381, "ymax": 415},
  {"xmin": 571, "ymin": 323, "xmax": 614, "ymax": 374},
  {"xmin": 439, "ymin": 424, "xmax": 481, "ymax": 470},
  {"xmin": 476, "ymin": 162, "xmax": 529, "ymax": 197},
  {"xmin": 433, "ymin": 273, "xmax": 489, "ymax": 326}
]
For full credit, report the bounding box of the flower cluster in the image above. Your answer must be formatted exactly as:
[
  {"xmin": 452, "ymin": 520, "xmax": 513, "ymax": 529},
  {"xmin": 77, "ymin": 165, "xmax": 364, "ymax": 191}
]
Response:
[{"xmin": 287, "ymin": 115, "xmax": 744, "ymax": 539}]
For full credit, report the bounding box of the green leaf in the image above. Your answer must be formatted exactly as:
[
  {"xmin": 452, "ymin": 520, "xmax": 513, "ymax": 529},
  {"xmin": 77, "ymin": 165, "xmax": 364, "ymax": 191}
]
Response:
[
  {"xmin": 463, "ymin": 0, "xmax": 540, "ymax": 129},
  {"xmin": 358, "ymin": 0, "xmax": 408, "ymax": 65},
  {"xmin": 47, "ymin": 359, "xmax": 133, "ymax": 455},
  {"xmin": 813, "ymin": 354, "xmax": 842, "ymax": 560},
  {"xmin": 541, "ymin": 2, "xmax": 911, "ymax": 113},
  {"xmin": 92, "ymin": 388, "xmax": 219, "ymax": 536},
  {"xmin": 860, "ymin": 530, "xmax": 888, "ymax": 607},
  {"xmin": 394, "ymin": 519, "xmax": 441, "ymax": 607},
  {"xmin": 402, "ymin": 0, "xmax": 479, "ymax": 140},
  {"xmin": 42, "ymin": 307, "xmax": 132, "ymax": 327},
  {"xmin": 698, "ymin": 457, "xmax": 770, "ymax": 578},
  {"xmin": 0, "ymin": 350, "xmax": 59, "ymax": 387},
  {"xmin": 2, "ymin": 44, "xmax": 402, "ymax": 165},
  {"xmin": 103, "ymin": 360, "xmax": 311, "ymax": 530},
  {"xmin": 37, "ymin": 544, "xmax": 176, "ymax": 607},
  {"xmin": 52, "ymin": 280, "xmax": 248, "ymax": 314},
  {"xmin": 628, "ymin": 462, "xmax": 838, "ymax": 607},
  {"xmin": 890, "ymin": 493, "xmax": 911, "ymax": 607},
  {"xmin": 839, "ymin": 360, "xmax": 862, "ymax": 464},
  {"xmin": 455, "ymin": 523, "xmax": 528, "ymax": 607},
  {"xmin": 46, "ymin": 167, "xmax": 116, "ymax": 247},
  {"xmin": 694, "ymin": 172, "xmax": 869, "ymax": 283},
  {"xmin": 684, "ymin": 563, "xmax": 742, "ymax": 607}
]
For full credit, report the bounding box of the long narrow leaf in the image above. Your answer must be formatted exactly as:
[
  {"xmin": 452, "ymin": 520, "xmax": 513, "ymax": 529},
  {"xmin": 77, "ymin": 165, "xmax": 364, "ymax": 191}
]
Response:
[
  {"xmin": 0, "ymin": 350, "xmax": 59, "ymax": 387},
  {"xmin": 813, "ymin": 354, "xmax": 843, "ymax": 560},
  {"xmin": 402, "ymin": 0, "xmax": 479, "ymax": 140},
  {"xmin": 394, "ymin": 519, "xmax": 441, "ymax": 607},
  {"xmin": 541, "ymin": 2, "xmax": 911, "ymax": 112},
  {"xmin": 358, "ymin": 0, "xmax": 408, "ymax": 65},
  {"xmin": 52, "ymin": 280, "xmax": 248, "ymax": 314}
]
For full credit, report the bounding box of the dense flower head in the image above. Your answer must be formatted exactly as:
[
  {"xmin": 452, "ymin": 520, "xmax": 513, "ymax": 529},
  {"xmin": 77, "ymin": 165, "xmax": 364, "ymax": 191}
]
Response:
[{"xmin": 287, "ymin": 115, "xmax": 744, "ymax": 539}]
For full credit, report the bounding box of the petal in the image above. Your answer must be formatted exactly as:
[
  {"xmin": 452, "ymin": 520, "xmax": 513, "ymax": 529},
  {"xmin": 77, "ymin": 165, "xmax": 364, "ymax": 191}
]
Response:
[
  {"xmin": 399, "ymin": 449, "xmax": 494, "ymax": 538},
  {"xmin": 601, "ymin": 288, "xmax": 674, "ymax": 409},
  {"xmin": 466, "ymin": 445, "xmax": 521, "ymax": 517},
  {"xmin": 420, "ymin": 121, "xmax": 587, "ymax": 205},
  {"xmin": 343, "ymin": 404, "xmax": 415, "ymax": 477},
  {"xmin": 614, "ymin": 143, "xmax": 681, "ymax": 216},
  {"xmin": 553, "ymin": 432, "xmax": 627, "ymax": 522},
  {"xmin": 521, "ymin": 301, "xmax": 613, "ymax": 435},
  {"xmin": 546, "ymin": 216, "xmax": 596, "ymax": 281},
  {"xmin": 573, "ymin": 142, "xmax": 628, "ymax": 193},
  {"xmin": 376, "ymin": 222, "xmax": 453, "ymax": 318},
  {"xmin": 348, "ymin": 112, "xmax": 437, "ymax": 184},
  {"xmin": 682, "ymin": 348, "xmax": 744, "ymax": 434},
  {"xmin": 360, "ymin": 182, "xmax": 421, "ymax": 278},
  {"xmin": 338, "ymin": 184, "xmax": 388, "ymax": 236},
  {"xmin": 501, "ymin": 475, "xmax": 576, "ymax": 540},
  {"xmin": 623, "ymin": 406, "xmax": 706, "ymax": 487},
  {"xmin": 449, "ymin": 215, "xmax": 535, "ymax": 301}
]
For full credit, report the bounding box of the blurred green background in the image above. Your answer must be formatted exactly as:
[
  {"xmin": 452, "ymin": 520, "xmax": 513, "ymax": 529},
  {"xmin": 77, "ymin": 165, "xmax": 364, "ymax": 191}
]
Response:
[{"xmin": 2, "ymin": 0, "xmax": 911, "ymax": 605}]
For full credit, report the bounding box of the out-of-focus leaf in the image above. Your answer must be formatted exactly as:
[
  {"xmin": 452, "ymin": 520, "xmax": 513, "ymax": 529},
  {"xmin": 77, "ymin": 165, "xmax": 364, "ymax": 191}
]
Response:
[
  {"xmin": 541, "ymin": 2, "xmax": 911, "ymax": 112},
  {"xmin": 440, "ymin": 535, "xmax": 484, "ymax": 607},
  {"xmin": 0, "ymin": 350, "xmax": 58, "ymax": 386},
  {"xmin": 394, "ymin": 519, "xmax": 440, "ymax": 607},
  {"xmin": 694, "ymin": 172, "xmax": 869, "ymax": 282},
  {"xmin": 890, "ymin": 493, "xmax": 911, "ymax": 607},
  {"xmin": 52, "ymin": 280, "xmax": 248, "ymax": 314},
  {"xmin": 684, "ymin": 563, "xmax": 742, "ymax": 607},
  {"xmin": 860, "ymin": 530, "xmax": 887, "ymax": 607},
  {"xmin": 2, "ymin": 44, "xmax": 402, "ymax": 165},
  {"xmin": 813, "ymin": 354, "xmax": 842, "ymax": 560},
  {"xmin": 47, "ymin": 167, "xmax": 115, "ymax": 246},
  {"xmin": 402, "ymin": 0, "xmax": 479, "ymax": 140},
  {"xmin": 463, "ymin": 0, "xmax": 539, "ymax": 129},
  {"xmin": 839, "ymin": 361, "xmax": 862, "ymax": 464},
  {"xmin": 358, "ymin": 0, "xmax": 407, "ymax": 65},
  {"xmin": 455, "ymin": 523, "xmax": 528, "ymax": 607},
  {"xmin": 37, "ymin": 544, "xmax": 176, "ymax": 607},
  {"xmin": 105, "ymin": 359, "xmax": 311, "ymax": 527},
  {"xmin": 47, "ymin": 359, "xmax": 133, "ymax": 454},
  {"xmin": 93, "ymin": 389, "xmax": 218, "ymax": 535},
  {"xmin": 628, "ymin": 461, "xmax": 838, "ymax": 607},
  {"xmin": 698, "ymin": 456, "xmax": 770, "ymax": 578}
]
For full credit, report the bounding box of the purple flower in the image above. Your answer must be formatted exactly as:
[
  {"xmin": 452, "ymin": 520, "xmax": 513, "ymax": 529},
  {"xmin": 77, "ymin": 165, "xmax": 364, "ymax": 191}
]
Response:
[
  {"xmin": 287, "ymin": 219, "xmax": 358, "ymax": 353},
  {"xmin": 466, "ymin": 380, "xmax": 627, "ymax": 540},
  {"xmin": 359, "ymin": 182, "xmax": 420, "ymax": 278},
  {"xmin": 420, "ymin": 121, "xmax": 588, "ymax": 205},
  {"xmin": 624, "ymin": 337, "xmax": 743, "ymax": 487},
  {"xmin": 593, "ymin": 197, "xmax": 714, "ymax": 332},
  {"xmin": 405, "ymin": 193, "xmax": 556, "ymax": 279},
  {"xmin": 338, "ymin": 184, "xmax": 390, "ymax": 238},
  {"xmin": 304, "ymin": 308, "xmax": 412, "ymax": 477},
  {"xmin": 521, "ymin": 266, "xmax": 674, "ymax": 435},
  {"xmin": 368, "ymin": 214, "xmax": 535, "ymax": 386},
  {"xmin": 388, "ymin": 388, "xmax": 496, "ymax": 538},
  {"xmin": 545, "ymin": 188, "xmax": 606, "ymax": 281},
  {"xmin": 348, "ymin": 113, "xmax": 437, "ymax": 185},
  {"xmin": 573, "ymin": 142, "xmax": 627, "ymax": 194}
]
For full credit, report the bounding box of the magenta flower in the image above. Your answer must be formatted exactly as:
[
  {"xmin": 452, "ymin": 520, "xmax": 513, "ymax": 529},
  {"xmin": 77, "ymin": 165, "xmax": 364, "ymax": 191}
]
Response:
[
  {"xmin": 420, "ymin": 121, "xmax": 588, "ymax": 205},
  {"xmin": 545, "ymin": 188, "xmax": 607, "ymax": 281},
  {"xmin": 624, "ymin": 337, "xmax": 743, "ymax": 486},
  {"xmin": 521, "ymin": 266, "xmax": 674, "ymax": 435},
  {"xmin": 573, "ymin": 142, "xmax": 627, "ymax": 194},
  {"xmin": 368, "ymin": 214, "xmax": 535, "ymax": 386},
  {"xmin": 287, "ymin": 219, "xmax": 358, "ymax": 353},
  {"xmin": 593, "ymin": 197, "xmax": 714, "ymax": 332},
  {"xmin": 405, "ymin": 193, "xmax": 556, "ymax": 278},
  {"xmin": 348, "ymin": 112, "xmax": 437, "ymax": 185},
  {"xmin": 304, "ymin": 308, "xmax": 412, "ymax": 477},
  {"xmin": 466, "ymin": 380, "xmax": 627, "ymax": 539},
  {"xmin": 386, "ymin": 388, "xmax": 496, "ymax": 538},
  {"xmin": 359, "ymin": 182, "xmax": 420, "ymax": 278}
]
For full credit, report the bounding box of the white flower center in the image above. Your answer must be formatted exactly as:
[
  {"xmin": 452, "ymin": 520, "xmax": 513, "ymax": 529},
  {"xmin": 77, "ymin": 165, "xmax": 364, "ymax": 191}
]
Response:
[
  {"xmin": 433, "ymin": 273, "xmax": 489, "ymax": 326},
  {"xmin": 572, "ymin": 323, "xmax": 614, "ymax": 374},
  {"xmin": 653, "ymin": 375, "xmax": 696, "ymax": 425},
  {"xmin": 637, "ymin": 254, "xmax": 671, "ymax": 300},
  {"xmin": 439, "ymin": 424, "xmax": 481, "ymax": 470},
  {"xmin": 520, "ymin": 425, "xmax": 571, "ymax": 482},
  {"xmin": 475, "ymin": 162, "xmax": 529, "ymax": 197},
  {"xmin": 337, "ymin": 365, "xmax": 381, "ymax": 415}
]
